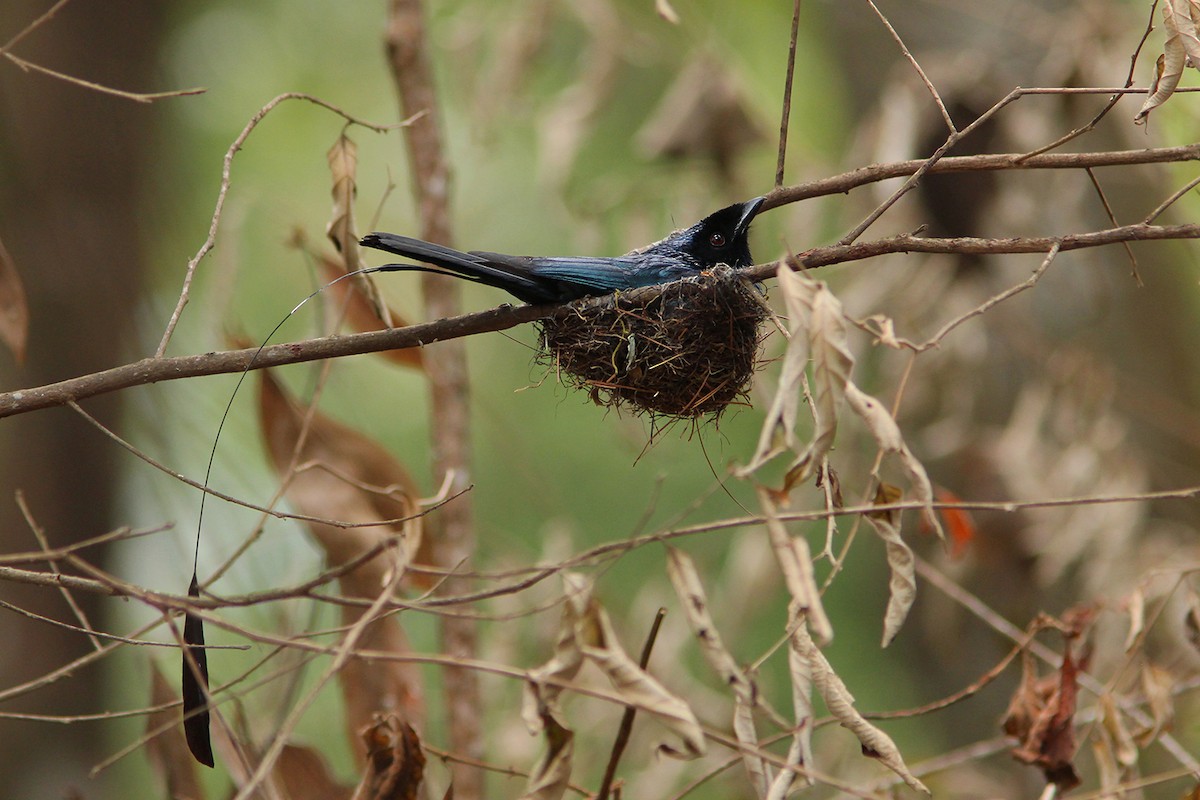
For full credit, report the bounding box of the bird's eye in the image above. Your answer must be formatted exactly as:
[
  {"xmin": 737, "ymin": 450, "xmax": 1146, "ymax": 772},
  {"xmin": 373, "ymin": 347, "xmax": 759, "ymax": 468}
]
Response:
[{"xmin": 709, "ymin": 232, "xmax": 727, "ymax": 247}]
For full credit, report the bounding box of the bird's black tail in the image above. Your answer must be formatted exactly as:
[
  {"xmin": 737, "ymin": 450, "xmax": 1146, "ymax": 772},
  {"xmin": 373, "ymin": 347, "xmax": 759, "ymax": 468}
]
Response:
[{"xmin": 360, "ymin": 232, "xmax": 545, "ymax": 300}]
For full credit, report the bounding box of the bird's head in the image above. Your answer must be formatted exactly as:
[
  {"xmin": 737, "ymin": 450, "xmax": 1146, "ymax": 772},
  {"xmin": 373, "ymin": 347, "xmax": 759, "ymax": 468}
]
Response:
[{"xmin": 670, "ymin": 196, "xmax": 765, "ymax": 269}]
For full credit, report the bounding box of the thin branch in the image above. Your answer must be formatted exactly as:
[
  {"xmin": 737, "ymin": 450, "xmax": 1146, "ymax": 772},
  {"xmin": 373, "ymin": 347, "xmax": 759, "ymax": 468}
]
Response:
[
  {"xmin": 764, "ymin": 144, "xmax": 1200, "ymax": 209},
  {"xmin": 867, "ymin": 0, "xmax": 953, "ymax": 132},
  {"xmin": 774, "ymin": 0, "xmax": 803, "ymax": 188},
  {"xmin": 3, "ymin": 220, "xmax": 1198, "ymax": 421},
  {"xmin": 155, "ymin": 92, "xmax": 414, "ymax": 357},
  {"xmin": 2, "ymin": 51, "xmax": 205, "ymax": 103},
  {"xmin": 1085, "ymin": 167, "xmax": 1142, "ymax": 285}
]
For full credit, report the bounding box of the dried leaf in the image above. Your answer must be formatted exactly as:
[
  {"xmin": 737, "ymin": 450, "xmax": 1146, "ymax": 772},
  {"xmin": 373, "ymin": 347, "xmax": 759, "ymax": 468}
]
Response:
[
  {"xmin": 146, "ymin": 663, "xmax": 204, "ymax": 800},
  {"xmin": 759, "ymin": 489, "xmax": 833, "ymax": 644},
  {"xmin": 740, "ymin": 267, "xmax": 853, "ymax": 490},
  {"xmin": 275, "ymin": 744, "xmax": 353, "ymax": 800},
  {"xmin": 767, "ymin": 605, "xmax": 815, "ymax": 798},
  {"xmin": 1003, "ymin": 638, "xmax": 1083, "ymax": 791},
  {"xmin": 1098, "ymin": 694, "xmax": 1139, "ymax": 772},
  {"xmin": 790, "ymin": 622, "xmax": 929, "ymax": 794},
  {"xmin": 570, "ymin": 575, "xmax": 706, "ymax": 759},
  {"xmin": 845, "ymin": 384, "xmax": 943, "ymax": 540},
  {"xmin": 0, "ymin": 236, "xmax": 28, "ymax": 363},
  {"xmin": 863, "ymin": 487, "xmax": 917, "ymax": 648},
  {"xmin": 666, "ymin": 548, "xmax": 766, "ymax": 794},
  {"xmin": 258, "ymin": 370, "xmax": 426, "ymax": 755},
  {"xmin": 1135, "ymin": 0, "xmax": 1200, "ymax": 123},
  {"xmin": 362, "ymin": 716, "xmax": 426, "ymax": 800},
  {"xmin": 522, "ymin": 574, "xmax": 586, "ymax": 736},
  {"xmin": 1123, "ymin": 588, "xmax": 1145, "ymax": 653},
  {"xmin": 787, "ymin": 273, "xmax": 854, "ymax": 486},
  {"xmin": 520, "ymin": 712, "xmax": 574, "ymax": 800},
  {"xmin": 326, "ymin": 132, "xmax": 360, "ymax": 263},
  {"xmin": 932, "ymin": 487, "xmax": 975, "ymax": 558},
  {"xmin": 1135, "ymin": 663, "xmax": 1175, "ymax": 745}
]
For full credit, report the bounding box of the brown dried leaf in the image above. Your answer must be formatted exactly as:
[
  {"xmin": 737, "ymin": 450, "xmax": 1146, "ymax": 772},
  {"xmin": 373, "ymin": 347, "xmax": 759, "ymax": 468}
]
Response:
[
  {"xmin": 846, "ymin": 384, "xmax": 943, "ymax": 540},
  {"xmin": 1136, "ymin": 0, "xmax": 1200, "ymax": 123},
  {"xmin": 146, "ymin": 663, "xmax": 204, "ymax": 800},
  {"xmin": 768, "ymin": 604, "xmax": 815, "ymax": 798},
  {"xmin": 740, "ymin": 267, "xmax": 853, "ymax": 483},
  {"xmin": 258, "ymin": 370, "xmax": 426, "ymax": 754},
  {"xmin": 863, "ymin": 487, "xmax": 917, "ymax": 648},
  {"xmin": 1003, "ymin": 640, "xmax": 1083, "ymax": 791},
  {"xmin": 275, "ymin": 744, "xmax": 353, "ymax": 800},
  {"xmin": 790, "ymin": 622, "xmax": 929, "ymax": 794},
  {"xmin": 0, "ymin": 235, "xmax": 29, "ymax": 364},
  {"xmin": 362, "ymin": 715, "xmax": 426, "ymax": 800},
  {"xmin": 1135, "ymin": 662, "xmax": 1176, "ymax": 745},
  {"xmin": 570, "ymin": 574, "xmax": 706, "ymax": 759},
  {"xmin": 522, "ymin": 574, "xmax": 586, "ymax": 736},
  {"xmin": 666, "ymin": 547, "xmax": 766, "ymax": 794},
  {"xmin": 759, "ymin": 489, "xmax": 833, "ymax": 644},
  {"xmin": 519, "ymin": 710, "xmax": 574, "ymax": 800},
  {"xmin": 326, "ymin": 132, "xmax": 360, "ymax": 263},
  {"xmin": 318, "ymin": 254, "xmax": 420, "ymax": 369}
]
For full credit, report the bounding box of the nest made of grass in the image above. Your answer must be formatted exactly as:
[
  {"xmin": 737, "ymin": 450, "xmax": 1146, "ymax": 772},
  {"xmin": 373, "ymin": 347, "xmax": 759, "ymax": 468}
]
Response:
[{"xmin": 537, "ymin": 267, "xmax": 766, "ymax": 419}]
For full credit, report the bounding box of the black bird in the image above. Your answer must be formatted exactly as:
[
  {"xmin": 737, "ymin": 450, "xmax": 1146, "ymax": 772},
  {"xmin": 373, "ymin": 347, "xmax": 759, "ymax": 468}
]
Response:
[{"xmin": 359, "ymin": 196, "xmax": 765, "ymax": 304}]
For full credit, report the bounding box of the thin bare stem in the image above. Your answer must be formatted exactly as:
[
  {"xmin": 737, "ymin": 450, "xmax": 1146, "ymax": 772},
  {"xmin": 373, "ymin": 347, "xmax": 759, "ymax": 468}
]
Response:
[{"xmin": 774, "ymin": 0, "xmax": 803, "ymax": 188}]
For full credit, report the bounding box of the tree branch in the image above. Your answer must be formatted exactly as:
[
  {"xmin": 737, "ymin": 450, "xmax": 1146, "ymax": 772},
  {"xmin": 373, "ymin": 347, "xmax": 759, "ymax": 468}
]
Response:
[{"xmin": 1, "ymin": 220, "xmax": 1197, "ymax": 420}]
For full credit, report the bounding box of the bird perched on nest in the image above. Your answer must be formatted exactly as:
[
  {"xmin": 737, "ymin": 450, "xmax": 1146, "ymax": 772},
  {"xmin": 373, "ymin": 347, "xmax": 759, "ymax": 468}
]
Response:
[{"xmin": 359, "ymin": 196, "xmax": 765, "ymax": 304}]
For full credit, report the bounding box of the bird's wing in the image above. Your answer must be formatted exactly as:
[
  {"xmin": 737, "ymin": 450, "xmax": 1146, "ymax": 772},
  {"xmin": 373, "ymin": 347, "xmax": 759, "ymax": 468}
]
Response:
[{"xmin": 519, "ymin": 254, "xmax": 695, "ymax": 290}]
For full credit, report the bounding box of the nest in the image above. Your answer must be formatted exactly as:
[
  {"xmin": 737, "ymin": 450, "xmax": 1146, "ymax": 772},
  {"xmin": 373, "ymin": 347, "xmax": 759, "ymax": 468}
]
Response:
[{"xmin": 537, "ymin": 268, "xmax": 767, "ymax": 419}]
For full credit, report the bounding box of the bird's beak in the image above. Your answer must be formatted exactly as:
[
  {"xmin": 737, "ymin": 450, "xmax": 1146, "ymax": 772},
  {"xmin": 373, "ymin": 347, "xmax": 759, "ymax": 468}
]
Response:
[{"xmin": 735, "ymin": 196, "xmax": 766, "ymax": 237}]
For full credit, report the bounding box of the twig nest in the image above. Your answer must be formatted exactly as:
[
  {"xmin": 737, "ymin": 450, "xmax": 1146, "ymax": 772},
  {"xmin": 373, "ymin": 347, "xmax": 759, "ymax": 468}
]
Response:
[{"xmin": 537, "ymin": 267, "xmax": 766, "ymax": 419}]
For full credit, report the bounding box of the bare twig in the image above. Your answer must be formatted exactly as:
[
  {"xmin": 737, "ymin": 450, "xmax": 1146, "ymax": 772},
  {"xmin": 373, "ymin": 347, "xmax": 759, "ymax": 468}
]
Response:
[
  {"xmin": 155, "ymin": 92, "xmax": 411, "ymax": 357},
  {"xmin": 774, "ymin": 0, "xmax": 803, "ymax": 188}
]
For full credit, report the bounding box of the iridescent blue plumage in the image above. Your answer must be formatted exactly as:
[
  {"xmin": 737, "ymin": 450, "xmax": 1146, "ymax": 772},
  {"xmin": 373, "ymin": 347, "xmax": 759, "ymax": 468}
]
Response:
[{"xmin": 360, "ymin": 197, "xmax": 764, "ymax": 304}]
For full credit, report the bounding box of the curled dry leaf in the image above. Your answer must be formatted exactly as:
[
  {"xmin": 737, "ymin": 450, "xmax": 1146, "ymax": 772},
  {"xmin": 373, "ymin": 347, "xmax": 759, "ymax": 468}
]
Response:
[
  {"xmin": 740, "ymin": 266, "xmax": 853, "ymax": 492},
  {"xmin": 564, "ymin": 573, "xmax": 707, "ymax": 759},
  {"xmin": 666, "ymin": 547, "xmax": 767, "ymax": 795},
  {"xmin": 758, "ymin": 488, "xmax": 833, "ymax": 645},
  {"xmin": 768, "ymin": 603, "xmax": 816, "ymax": 798},
  {"xmin": 326, "ymin": 132, "xmax": 361, "ymax": 263},
  {"xmin": 0, "ymin": 236, "xmax": 28, "ymax": 364},
  {"xmin": 863, "ymin": 488, "xmax": 917, "ymax": 648},
  {"xmin": 362, "ymin": 715, "xmax": 426, "ymax": 800},
  {"xmin": 522, "ymin": 574, "xmax": 587, "ymax": 736},
  {"xmin": 1135, "ymin": 662, "xmax": 1176, "ymax": 746},
  {"xmin": 322, "ymin": 132, "xmax": 417, "ymax": 366},
  {"xmin": 790, "ymin": 622, "xmax": 930, "ymax": 794},
  {"xmin": 519, "ymin": 710, "xmax": 574, "ymax": 800},
  {"xmin": 845, "ymin": 384, "xmax": 943, "ymax": 541},
  {"xmin": 1135, "ymin": 0, "xmax": 1200, "ymax": 124},
  {"xmin": 258, "ymin": 369, "xmax": 426, "ymax": 756},
  {"xmin": 1003, "ymin": 639, "xmax": 1084, "ymax": 792},
  {"xmin": 146, "ymin": 663, "xmax": 204, "ymax": 800}
]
